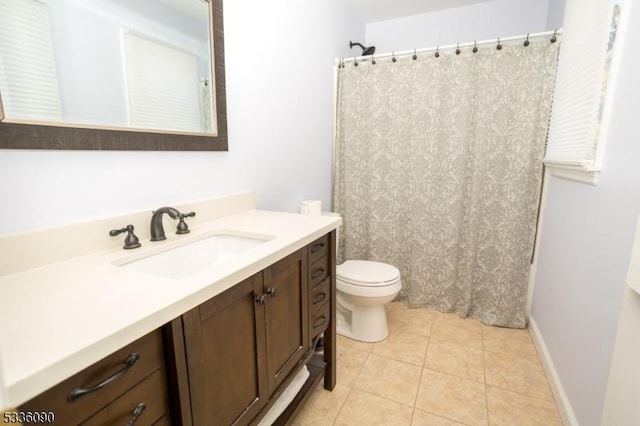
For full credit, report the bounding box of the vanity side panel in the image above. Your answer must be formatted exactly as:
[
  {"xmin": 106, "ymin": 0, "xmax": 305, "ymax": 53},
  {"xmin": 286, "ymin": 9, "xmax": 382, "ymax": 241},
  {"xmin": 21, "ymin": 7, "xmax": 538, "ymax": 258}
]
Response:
[{"xmin": 324, "ymin": 230, "xmax": 337, "ymax": 390}]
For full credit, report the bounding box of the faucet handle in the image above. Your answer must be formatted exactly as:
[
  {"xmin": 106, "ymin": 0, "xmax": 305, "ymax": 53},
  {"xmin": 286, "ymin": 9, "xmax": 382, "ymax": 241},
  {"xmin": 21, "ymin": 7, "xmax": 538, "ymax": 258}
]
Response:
[
  {"xmin": 176, "ymin": 212, "xmax": 196, "ymax": 235},
  {"xmin": 109, "ymin": 224, "xmax": 142, "ymax": 249}
]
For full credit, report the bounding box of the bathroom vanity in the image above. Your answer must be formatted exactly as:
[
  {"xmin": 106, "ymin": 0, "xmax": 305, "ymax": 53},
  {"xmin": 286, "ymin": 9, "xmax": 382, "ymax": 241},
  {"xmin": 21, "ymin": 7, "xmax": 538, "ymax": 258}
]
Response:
[{"xmin": 0, "ymin": 193, "xmax": 339, "ymax": 425}]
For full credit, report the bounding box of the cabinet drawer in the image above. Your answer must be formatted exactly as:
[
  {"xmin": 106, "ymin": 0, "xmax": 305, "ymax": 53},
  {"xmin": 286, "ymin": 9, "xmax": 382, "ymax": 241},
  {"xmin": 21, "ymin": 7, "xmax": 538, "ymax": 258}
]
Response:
[
  {"xmin": 309, "ymin": 255, "xmax": 329, "ymax": 289},
  {"xmin": 308, "ymin": 234, "xmax": 330, "ymax": 265},
  {"xmin": 20, "ymin": 329, "xmax": 165, "ymax": 425},
  {"xmin": 82, "ymin": 368, "xmax": 169, "ymax": 425},
  {"xmin": 309, "ymin": 300, "xmax": 331, "ymax": 340},
  {"xmin": 309, "ymin": 276, "xmax": 330, "ymax": 315}
]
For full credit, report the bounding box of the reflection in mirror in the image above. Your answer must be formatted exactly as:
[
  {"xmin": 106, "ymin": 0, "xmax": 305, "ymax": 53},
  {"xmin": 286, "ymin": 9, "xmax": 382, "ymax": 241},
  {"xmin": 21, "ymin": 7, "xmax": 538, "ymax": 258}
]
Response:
[{"xmin": 0, "ymin": 0, "xmax": 217, "ymax": 136}]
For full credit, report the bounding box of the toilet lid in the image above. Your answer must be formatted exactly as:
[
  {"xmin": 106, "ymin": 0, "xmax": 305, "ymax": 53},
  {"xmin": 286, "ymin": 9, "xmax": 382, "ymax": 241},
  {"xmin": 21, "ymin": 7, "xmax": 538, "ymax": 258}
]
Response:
[{"xmin": 337, "ymin": 260, "xmax": 400, "ymax": 287}]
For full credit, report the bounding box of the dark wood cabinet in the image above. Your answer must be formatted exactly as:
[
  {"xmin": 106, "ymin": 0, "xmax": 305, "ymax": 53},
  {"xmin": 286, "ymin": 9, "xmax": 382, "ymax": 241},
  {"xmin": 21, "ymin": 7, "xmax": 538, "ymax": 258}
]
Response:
[
  {"xmin": 179, "ymin": 233, "xmax": 337, "ymax": 425},
  {"xmin": 263, "ymin": 249, "xmax": 308, "ymax": 395},
  {"xmin": 182, "ymin": 249, "xmax": 310, "ymax": 425},
  {"xmin": 182, "ymin": 273, "xmax": 267, "ymax": 426},
  {"xmin": 17, "ymin": 231, "xmax": 337, "ymax": 426},
  {"xmin": 19, "ymin": 329, "xmax": 170, "ymax": 425}
]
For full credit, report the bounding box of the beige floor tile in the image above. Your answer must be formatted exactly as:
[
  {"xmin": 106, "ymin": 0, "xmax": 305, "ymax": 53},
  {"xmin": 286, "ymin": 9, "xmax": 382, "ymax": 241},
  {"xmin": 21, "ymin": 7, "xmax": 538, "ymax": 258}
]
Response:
[
  {"xmin": 481, "ymin": 324, "xmax": 532, "ymax": 344},
  {"xmin": 431, "ymin": 313, "xmax": 483, "ymax": 349},
  {"xmin": 481, "ymin": 324, "xmax": 537, "ymax": 357},
  {"xmin": 335, "ymin": 389, "xmax": 414, "ymax": 426},
  {"xmin": 292, "ymin": 382, "xmax": 350, "ymax": 426},
  {"xmin": 336, "ymin": 346, "xmax": 368, "ymax": 386},
  {"xmin": 338, "ymin": 334, "xmax": 375, "ymax": 353},
  {"xmin": 482, "ymin": 335, "xmax": 538, "ymax": 357},
  {"xmin": 435, "ymin": 311, "xmax": 483, "ymax": 333},
  {"xmin": 411, "ymin": 409, "xmax": 465, "ymax": 425},
  {"xmin": 354, "ymin": 353, "xmax": 422, "ymax": 406},
  {"xmin": 373, "ymin": 330, "xmax": 429, "ymax": 366},
  {"xmin": 424, "ymin": 338, "xmax": 484, "ymax": 382},
  {"xmin": 415, "ymin": 369, "xmax": 488, "ymax": 426},
  {"xmin": 484, "ymin": 350, "xmax": 553, "ymax": 401},
  {"xmin": 387, "ymin": 304, "xmax": 435, "ymax": 337},
  {"xmin": 486, "ymin": 386, "xmax": 562, "ymax": 426}
]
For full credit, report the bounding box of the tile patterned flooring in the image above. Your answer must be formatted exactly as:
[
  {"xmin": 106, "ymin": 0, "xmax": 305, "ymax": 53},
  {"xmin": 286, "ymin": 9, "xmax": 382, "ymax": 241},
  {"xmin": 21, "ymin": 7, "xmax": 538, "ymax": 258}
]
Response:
[{"xmin": 294, "ymin": 302, "xmax": 563, "ymax": 426}]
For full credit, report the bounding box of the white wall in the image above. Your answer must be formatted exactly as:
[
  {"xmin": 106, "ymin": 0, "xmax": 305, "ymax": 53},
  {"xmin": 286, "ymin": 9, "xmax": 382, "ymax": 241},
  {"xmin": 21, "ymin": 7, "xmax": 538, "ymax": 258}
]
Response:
[
  {"xmin": 530, "ymin": 0, "xmax": 640, "ymax": 423},
  {"xmin": 0, "ymin": 0, "xmax": 364, "ymax": 235},
  {"xmin": 545, "ymin": 0, "xmax": 567, "ymax": 30},
  {"xmin": 364, "ymin": 0, "xmax": 550, "ymax": 54}
]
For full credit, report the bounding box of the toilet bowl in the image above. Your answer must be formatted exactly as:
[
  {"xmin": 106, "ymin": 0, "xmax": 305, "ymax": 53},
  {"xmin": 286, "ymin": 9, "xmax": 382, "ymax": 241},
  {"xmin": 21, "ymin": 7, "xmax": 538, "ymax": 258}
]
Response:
[{"xmin": 336, "ymin": 260, "xmax": 401, "ymax": 343}]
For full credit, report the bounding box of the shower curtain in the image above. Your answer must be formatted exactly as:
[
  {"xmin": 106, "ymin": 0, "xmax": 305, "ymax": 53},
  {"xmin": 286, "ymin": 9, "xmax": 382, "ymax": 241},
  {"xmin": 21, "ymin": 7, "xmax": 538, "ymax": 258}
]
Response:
[{"xmin": 333, "ymin": 40, "xmax": 559, "ymax": 328}]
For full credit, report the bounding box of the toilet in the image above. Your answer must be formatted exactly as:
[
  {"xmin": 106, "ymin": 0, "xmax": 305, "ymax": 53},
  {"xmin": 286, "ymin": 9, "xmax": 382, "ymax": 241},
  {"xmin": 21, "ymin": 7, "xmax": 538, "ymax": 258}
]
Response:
[{"xmin": 336, "ymin": 259, "xmax": 402, "ymax": 343}]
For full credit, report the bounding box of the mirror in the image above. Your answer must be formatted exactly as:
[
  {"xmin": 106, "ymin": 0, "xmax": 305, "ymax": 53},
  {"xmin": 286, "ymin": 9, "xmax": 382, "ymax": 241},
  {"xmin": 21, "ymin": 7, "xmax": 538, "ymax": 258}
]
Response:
[{"xmin": 0, "ymin": 0, "xmax": 227, "ymax": 151}]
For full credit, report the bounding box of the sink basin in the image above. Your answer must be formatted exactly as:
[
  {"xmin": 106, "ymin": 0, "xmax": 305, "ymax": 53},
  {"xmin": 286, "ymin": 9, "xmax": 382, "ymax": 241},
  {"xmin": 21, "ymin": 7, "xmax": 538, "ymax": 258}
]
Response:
[{"xmin": 118, "ymin": 233, "xmax": 272, "ymax": 279}]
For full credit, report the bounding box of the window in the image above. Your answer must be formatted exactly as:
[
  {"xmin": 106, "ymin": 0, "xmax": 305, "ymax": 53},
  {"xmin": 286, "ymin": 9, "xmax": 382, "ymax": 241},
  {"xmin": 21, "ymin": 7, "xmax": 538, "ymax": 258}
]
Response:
[
  {"xmin": 0, "ymin": 0, "xmax": 61, "ymax": 122},
  {"xmin": 122, "ymin": 32, "xmax": 203, "ymax": 133},
  {"xmin": 544, "ymin": 0, "xmax": 623, "ymax": 184}
]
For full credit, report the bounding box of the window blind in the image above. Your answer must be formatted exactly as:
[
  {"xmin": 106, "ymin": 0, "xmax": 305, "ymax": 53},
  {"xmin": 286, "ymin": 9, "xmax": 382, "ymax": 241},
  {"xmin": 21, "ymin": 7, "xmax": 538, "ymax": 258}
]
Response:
[
  {"xmin": 123, "ymin": 33, "xmax": 202, "ymax": 133},
  {"xmin": 544, "ymin": 0, "xmax": 616, "ymax": 168},
  {"xmin": 0, "ymin": 0, "xmax": 62, "ymax": 121}
]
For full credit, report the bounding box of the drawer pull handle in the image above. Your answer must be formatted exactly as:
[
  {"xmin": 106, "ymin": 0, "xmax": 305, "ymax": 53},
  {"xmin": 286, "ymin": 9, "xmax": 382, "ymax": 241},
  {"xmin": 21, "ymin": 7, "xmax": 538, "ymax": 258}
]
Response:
[
  {"xmin": 314, "ymin": 314, "xmax": 328, "ymax": 329},
  {"xmin": 67, "ymin": 353, "xmax": 140, "ymax": 402},
  {"xmin": 311, "ymin": 243, "xmax": 327, "ymax": 253},
  {"xmin": 311, "ymin": 276, "xmax": 330, "ymax": 291},
  {"xmin": 311, "ymin": 268, "xmax": 325, "ymax": 279},
  {"xmin": 126, "ymin": 402, "xmax": 146, "ymax": 426},
  {"xmin": 313, "ymin": 292, "xmax": 327, "ymax": 305}
]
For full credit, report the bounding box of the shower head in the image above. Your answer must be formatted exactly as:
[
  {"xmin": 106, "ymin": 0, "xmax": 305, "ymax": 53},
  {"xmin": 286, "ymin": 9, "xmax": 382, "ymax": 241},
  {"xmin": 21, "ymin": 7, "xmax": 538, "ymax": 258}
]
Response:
[{"xmin": 349, "ymin": 41, "xmax": 375, "ymax": 56}]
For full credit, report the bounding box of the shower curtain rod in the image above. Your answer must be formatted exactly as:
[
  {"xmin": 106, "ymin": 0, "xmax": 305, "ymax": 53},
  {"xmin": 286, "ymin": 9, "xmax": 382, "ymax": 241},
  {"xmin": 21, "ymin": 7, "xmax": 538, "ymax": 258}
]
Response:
[{"xmin": 337, "ymin": 29, "xmax": 561, "ymax": 64}]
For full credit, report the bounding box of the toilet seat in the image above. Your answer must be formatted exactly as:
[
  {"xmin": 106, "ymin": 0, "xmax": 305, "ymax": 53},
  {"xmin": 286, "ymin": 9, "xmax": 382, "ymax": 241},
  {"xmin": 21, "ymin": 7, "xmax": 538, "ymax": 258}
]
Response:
[{"xmin": 337, "ymin": 260, "xmax": 400, "ymax": 287}]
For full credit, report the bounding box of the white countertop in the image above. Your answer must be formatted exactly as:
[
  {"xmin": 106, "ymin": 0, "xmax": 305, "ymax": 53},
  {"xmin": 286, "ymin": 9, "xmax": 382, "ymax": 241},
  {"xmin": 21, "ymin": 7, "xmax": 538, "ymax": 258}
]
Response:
[{"xmin": 0, "ymin": 209, "xmax": 340, "ymax": 408}]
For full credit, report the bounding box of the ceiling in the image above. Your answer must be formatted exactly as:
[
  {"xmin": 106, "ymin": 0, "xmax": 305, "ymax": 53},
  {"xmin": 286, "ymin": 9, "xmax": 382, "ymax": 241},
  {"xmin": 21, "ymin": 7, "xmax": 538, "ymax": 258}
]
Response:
[{"xmin": 346, "ymin": 0, "xmax": 493, "ymax": 22}]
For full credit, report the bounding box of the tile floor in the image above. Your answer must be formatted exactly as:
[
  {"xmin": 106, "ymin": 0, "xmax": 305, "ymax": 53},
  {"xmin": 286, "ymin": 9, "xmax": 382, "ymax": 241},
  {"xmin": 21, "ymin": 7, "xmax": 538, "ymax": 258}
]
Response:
[{"xmin": 294, "ymin": 302, "xmax": 563, "ymax": 426}]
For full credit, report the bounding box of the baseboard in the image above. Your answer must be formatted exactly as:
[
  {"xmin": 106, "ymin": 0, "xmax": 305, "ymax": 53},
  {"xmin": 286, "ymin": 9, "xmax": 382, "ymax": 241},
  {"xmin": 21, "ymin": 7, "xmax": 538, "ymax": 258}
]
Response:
[{"xmin": 528, "ymin": 317, "xmax": 579, "ymax": 426}]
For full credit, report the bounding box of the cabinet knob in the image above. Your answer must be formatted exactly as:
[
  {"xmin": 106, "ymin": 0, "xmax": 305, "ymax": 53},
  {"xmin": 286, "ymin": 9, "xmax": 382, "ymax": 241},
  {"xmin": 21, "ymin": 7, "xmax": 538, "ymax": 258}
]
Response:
[
  {"xmin": 255, "ymin": 294, "xmax": 269, "ymax": 305},
  {"xmin": 266, "ymin": 287, "xmax": 278, "ymax": 298}
]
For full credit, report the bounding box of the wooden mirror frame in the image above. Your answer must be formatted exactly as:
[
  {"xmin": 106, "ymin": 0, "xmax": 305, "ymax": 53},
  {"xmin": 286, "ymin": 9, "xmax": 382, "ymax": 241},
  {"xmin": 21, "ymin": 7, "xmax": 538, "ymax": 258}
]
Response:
[{"xmin": 0, "ymin": 0, "xmax": 227, "ymax": 151}]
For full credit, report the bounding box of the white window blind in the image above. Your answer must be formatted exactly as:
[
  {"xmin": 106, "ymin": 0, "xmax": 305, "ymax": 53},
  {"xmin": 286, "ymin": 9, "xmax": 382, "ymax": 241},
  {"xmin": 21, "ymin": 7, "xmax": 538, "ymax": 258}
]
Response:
[
  {"xmin": 0, "ymin": 0, "xmax": 62, "ymax": 121},
  {"xmin": 544, "ymin": 0, "xmax": 617, "ymax": 169},
  {"xmin": 123, "ymin": 33, "xmax": 202, "ymax": 133}
]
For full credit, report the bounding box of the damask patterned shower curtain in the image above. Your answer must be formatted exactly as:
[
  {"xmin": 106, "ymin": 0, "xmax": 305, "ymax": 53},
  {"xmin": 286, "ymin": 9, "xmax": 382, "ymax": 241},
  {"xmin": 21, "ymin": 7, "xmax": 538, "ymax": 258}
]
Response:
[{"xmin": 333, "ymin": 40, "xmax": 558, "ymax": 328}]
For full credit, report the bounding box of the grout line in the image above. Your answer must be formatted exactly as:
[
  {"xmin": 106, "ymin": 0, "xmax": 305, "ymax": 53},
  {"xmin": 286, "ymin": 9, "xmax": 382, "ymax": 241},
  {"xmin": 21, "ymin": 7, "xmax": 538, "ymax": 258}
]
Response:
[
  {"xmin": 332, "ymin": 386, "xmax": 351, "ymax": 425},
  {"xmin": 482, "ymin": 323, "xmax": 491, "ymax": 426}
]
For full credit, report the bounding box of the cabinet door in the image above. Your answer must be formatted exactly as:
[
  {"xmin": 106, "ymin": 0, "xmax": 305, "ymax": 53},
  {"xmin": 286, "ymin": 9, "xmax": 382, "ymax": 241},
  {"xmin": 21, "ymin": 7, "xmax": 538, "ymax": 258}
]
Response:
[
  {"xmin": 262, "ymin": 249, "xmax": 309, "ymax": 395},
  {"xmin": 183, "ymin": 273, "xmax": 267, "ymax": 426}
]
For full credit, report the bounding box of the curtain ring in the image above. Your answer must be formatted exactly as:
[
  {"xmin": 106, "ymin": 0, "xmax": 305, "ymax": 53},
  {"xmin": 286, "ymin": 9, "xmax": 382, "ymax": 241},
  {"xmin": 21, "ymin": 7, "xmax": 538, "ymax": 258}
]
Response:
[
  {"xmin": 435, "ymin": 46, "xmax": 440, "ymax": 58},
  {"xmin": 412, "ymin": 48, "xmax": 417, "ymax": 60},
  {"xmin": 497, "ymin": 37, "xmax": 502, "ymax": 50},
  {"xmin": 472, "ymin": 41, "xmax": 478, "ymax": 53},
  {"xmin": 455, "ymin": 43, "xmax": 461, "ymax": 55},
  {"xmin": 551, "ymin": 29, "xmax": 558, "ymax": 43},
  {"xmin": 524, "ymin": 33, "xmax": 530, "ymax": 47},
  {"xmin": 392, "ymin": 51, "xmax": 397, "ymax": 62}
]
